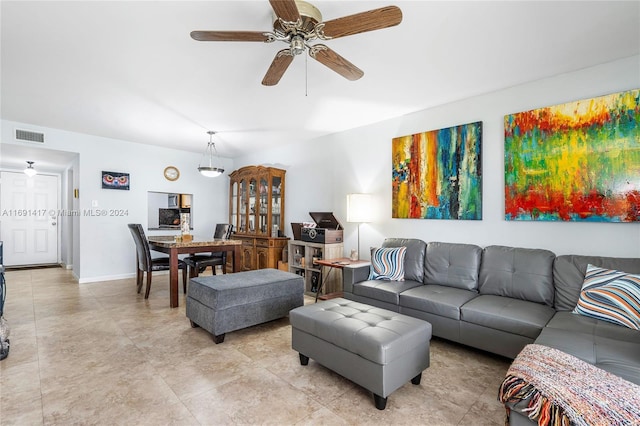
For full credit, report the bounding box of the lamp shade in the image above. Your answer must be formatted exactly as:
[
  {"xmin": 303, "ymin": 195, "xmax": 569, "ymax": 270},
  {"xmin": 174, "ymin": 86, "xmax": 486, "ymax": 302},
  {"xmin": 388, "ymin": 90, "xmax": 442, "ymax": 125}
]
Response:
[{"xmin": 347, "ymin": 193, "xmax": 373, "ymax": 223}]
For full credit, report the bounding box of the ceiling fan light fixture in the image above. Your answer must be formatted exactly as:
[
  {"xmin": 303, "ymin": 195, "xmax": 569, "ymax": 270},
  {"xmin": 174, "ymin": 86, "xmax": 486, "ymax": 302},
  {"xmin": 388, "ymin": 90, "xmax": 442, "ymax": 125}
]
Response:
[
  {"xmin": 289, "ymin": 35, "xmax": 305, "ymax": 55},
  {"xmin": 191, "ymin": 1, "xmax": 402, "ymax": 86},
  {"xmin": 24, "ymin": 161, "xmax": 37, "ymax": 177},
  {"xmin": 198, "ymin": 131, "xmax": 225, "ymax": 178}
]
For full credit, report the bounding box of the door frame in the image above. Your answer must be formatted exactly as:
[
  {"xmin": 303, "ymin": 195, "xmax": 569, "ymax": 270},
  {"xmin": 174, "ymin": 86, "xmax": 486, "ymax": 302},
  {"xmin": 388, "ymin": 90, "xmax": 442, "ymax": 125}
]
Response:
[{"xmin": 0, "ymin": 169, "xmax": 63, "ymax": 266}]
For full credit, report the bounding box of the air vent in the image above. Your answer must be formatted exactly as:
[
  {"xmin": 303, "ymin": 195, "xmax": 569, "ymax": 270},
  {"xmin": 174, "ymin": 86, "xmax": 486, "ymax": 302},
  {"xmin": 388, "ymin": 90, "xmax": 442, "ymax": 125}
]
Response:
[{"xmin": 15, "ymin": 129, "xmax": 45, "ymax": 143}]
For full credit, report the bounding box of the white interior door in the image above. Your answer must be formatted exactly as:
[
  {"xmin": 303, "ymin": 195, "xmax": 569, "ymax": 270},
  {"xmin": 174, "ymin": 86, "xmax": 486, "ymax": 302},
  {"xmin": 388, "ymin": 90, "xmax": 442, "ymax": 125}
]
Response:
[{"xmin": 0, "ymin": 172, "xmax": 59, "ymax": 266}]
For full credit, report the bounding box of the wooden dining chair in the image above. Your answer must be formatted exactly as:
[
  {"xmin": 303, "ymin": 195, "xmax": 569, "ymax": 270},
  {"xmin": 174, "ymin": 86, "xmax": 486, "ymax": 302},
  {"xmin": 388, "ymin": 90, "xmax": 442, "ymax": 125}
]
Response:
[
  {"xmin": 184, "ymin": 224, "xmax": 231, "ymax": 278},
  {"xmin": 127, "ymin": 224, "xmax": 188, "ymax": 298}
]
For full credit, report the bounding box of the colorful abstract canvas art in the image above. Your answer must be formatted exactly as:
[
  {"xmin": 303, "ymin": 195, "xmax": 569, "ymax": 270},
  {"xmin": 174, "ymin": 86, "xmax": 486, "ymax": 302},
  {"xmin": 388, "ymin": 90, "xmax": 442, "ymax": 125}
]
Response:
[
  {"xmin": 392, "ymin": 121, "xmax": 482, "ymax": 220},
  {"xmin": 505, "ymin": 89, "xmax": 640, "ymax": 222}
]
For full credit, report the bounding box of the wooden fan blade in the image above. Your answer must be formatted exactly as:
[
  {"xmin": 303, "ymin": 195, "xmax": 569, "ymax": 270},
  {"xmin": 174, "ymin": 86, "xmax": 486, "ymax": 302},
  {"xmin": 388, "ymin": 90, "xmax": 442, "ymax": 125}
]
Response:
[
  {"xmin": 190, "ymin": 31, "xmax": 269, "ymax": 42},
  {"xmin": 262, "ymin": 49, "xmax": 295, "ymax": 86},
  {"xmin": 321, "ymin": 6, "xmax": 402, "ymax": 39},
  {"xmin": 310, "ymin": 45, "xmax": 364, "ymax": 81},
  {"xmin": 269, "ymin": 0, "xmax": 300, "ymax": 22}
]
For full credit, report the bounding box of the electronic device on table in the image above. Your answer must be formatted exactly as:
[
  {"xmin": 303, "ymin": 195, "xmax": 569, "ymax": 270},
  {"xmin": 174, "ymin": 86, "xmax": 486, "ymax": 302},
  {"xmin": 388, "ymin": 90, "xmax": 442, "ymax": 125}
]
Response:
[{"xmin": 301, "ymin": 212, "xmax": 343, "ymax": 244}]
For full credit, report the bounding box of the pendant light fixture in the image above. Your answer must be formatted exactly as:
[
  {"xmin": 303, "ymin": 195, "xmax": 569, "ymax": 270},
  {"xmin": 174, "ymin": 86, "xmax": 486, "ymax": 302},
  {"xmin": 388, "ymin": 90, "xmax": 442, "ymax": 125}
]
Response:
[
  {"xmin": 23, "ymin": 161, "xmax": 37, "ymax": 177},
  {"xmin": 197, "ymin": 131, "xmax": 225, "ymax": 177}
]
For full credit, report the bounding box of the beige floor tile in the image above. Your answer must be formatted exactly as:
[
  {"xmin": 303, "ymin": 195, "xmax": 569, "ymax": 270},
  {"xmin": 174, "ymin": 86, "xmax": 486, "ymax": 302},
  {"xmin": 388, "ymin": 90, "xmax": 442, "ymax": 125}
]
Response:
[
  {"xmin": 183, "ymin": 365, "xmax": 324, "ymax": 425},
  {"xmin": 294, "ymin": 407, "xmax": 350, "ymax": 425},
  {"xmin": 0, "ymin": 267, "xmax": 512, "ymax": 426},
  {"xmin": 0, "ymin": 390, "xmax": 44, "ymax": 426}
]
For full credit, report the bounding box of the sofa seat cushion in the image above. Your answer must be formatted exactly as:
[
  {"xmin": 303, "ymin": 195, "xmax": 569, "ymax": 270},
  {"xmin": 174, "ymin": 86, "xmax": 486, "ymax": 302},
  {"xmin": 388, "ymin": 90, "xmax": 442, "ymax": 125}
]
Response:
[
  {"xmin": 399, "ymin": 285, "xmax": 478, "ymax": 320},
  {"xmin": 535, "ymin": 327, "xmax": 640, "ymax": 385},
  {"xmin": 460, "ymin": 295, "xmax": 555, "ymax": 339},
  {"xmin": 546, "ymin": 311, "xmax": 640, "ymax": 344},
  {"xmin": 353, "ymin": 280, "xmax": 423, "ymax": 305}
]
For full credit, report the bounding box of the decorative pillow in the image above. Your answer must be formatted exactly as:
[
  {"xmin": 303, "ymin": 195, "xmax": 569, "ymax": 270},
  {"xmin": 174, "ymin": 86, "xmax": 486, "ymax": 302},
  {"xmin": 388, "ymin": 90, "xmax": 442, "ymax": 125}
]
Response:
[
  {"xmin": 368, "ymin": 246, "xmax": 407, "ymax": 281},
  {"xmin": 573, "ymin": 264, "xmax": 640, "ymax": 330}
]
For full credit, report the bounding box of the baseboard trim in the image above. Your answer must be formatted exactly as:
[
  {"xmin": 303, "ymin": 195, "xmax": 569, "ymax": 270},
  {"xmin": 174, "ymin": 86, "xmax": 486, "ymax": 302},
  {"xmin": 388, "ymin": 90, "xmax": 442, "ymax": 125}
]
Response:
[{"xmin": 79, "ymin": 272, "xmax": 137, "ymax": 284}]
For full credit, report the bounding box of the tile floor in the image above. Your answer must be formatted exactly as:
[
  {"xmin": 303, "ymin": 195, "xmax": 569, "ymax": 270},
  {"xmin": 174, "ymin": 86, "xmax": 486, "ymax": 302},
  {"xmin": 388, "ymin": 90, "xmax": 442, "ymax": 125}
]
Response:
[{"xmin": 0, "ymin": 267, "xmax": 511, "ymax": 425}]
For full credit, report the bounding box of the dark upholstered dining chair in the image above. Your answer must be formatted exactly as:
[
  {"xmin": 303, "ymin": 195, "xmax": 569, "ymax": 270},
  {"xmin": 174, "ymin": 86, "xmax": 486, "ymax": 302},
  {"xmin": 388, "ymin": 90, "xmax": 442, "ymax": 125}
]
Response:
[
  {"xmin": 127, "ymin": 223, "xmax": 188, "ymax": 298},
  {"xmin": 184, "ymin": 224, "xmax": 231, "ymax": 278}
]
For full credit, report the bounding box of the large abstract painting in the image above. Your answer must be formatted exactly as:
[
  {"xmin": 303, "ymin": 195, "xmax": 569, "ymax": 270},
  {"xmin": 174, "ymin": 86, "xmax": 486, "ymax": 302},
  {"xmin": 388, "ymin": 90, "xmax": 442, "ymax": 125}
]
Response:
[
  {"xmin": 392, "ymin": 121, "xmax": 482, "ymax": 220},
  {"xmin": 505, "ymin": 89, "xmax": 640, "ymax": 222}
]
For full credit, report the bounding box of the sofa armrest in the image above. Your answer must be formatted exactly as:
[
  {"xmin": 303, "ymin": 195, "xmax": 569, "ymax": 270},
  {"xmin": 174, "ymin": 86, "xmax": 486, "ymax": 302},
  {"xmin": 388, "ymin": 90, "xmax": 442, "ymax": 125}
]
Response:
[{"xmin": 342, "ymin": 264, "xmax": 370, "ymax": 293}]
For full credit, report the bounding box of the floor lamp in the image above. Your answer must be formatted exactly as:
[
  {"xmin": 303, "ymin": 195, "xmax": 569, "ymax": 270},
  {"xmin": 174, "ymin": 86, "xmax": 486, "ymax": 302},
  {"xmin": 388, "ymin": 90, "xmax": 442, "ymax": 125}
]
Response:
[{"xmin": 346, "ymin": 193, "xmax": 373, "ymax": 260}]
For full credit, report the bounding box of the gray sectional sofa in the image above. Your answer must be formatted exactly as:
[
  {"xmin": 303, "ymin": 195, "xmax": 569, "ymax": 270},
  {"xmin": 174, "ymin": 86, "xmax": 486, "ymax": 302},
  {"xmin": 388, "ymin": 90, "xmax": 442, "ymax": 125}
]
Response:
[{"xmin": 342, "ymin": 238, "xmax": 640, "ymax": 393}]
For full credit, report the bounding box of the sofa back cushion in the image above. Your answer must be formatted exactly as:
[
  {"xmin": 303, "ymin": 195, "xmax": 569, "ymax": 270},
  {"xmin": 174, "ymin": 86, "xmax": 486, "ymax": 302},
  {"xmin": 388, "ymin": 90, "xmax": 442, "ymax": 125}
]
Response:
[
  {"xmin": 424, "ymin": 242, "xmax": 482, "ymax": 291},
  {"xmin": 554, "ymin": 255, "xmax": 640, "ymax": 311},
  {"xmin": 479, "ymin": 245, "xmax": 555, "ymax": 306},
  {"xmin": 382, "ymin": 238, "xmax": 426, "ymax": 283}
]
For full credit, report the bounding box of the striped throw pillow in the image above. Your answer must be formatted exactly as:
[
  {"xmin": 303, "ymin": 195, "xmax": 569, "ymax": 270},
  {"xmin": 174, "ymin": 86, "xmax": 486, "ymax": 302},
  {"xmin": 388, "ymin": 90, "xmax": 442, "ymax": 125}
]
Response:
[
  {"xmin": 368, "ymin": 246, "xmax": 407, "ymax": 281},
  {"xmin": 573, "ymin": 264, "xmax": 640, "ymax": 330}
]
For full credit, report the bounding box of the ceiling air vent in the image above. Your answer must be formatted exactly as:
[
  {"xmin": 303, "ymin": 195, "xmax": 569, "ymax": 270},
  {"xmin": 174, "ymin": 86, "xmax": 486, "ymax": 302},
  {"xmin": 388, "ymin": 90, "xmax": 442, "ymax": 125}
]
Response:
[{"xmin": 15, "ymin": 129, "xmax": 45, "ymax": 143}]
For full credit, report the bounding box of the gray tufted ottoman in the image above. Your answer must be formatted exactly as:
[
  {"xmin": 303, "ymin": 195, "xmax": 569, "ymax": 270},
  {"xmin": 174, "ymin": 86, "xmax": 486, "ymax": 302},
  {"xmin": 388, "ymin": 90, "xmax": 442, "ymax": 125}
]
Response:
[
  {"xmin": 186, "ymin": 269, "xmax": 304, "ymax": 343},
  {"xmin": 290, "ymin": 298, "xmax": 432, "ymax": 409}
]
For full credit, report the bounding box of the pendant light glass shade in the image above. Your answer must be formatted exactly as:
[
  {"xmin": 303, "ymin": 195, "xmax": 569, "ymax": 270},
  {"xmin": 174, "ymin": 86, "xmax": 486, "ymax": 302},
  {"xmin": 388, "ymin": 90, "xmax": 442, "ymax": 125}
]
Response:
[
  {"xmin": 24, "ymin": 161, "xmax": 37, "ymax": 177},
  {"xmin": 198, "ymin": 131, "xmax": 224, "ymax": 177}
]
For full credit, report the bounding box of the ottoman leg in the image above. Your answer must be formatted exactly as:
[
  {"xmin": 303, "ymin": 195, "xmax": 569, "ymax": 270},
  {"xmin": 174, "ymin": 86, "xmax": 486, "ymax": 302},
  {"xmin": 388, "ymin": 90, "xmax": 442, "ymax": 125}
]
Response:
[
  {"xmin": 411, "ymin": 373, "xmax": 422, "ymax": 385},
  {"xmin": 213, "ymin": 334, "xmax": 225, "ymax": 344},
  {"xmin": 189, "ymin": 320, "xmax": 199, "ymax": 328},
  {"xmin": 299, "ymin": 353, "xmax": 309, "ymax": 366},
  {"xmin": 373, "ymin": 394, "xmax": 387, "ymax": 410}
]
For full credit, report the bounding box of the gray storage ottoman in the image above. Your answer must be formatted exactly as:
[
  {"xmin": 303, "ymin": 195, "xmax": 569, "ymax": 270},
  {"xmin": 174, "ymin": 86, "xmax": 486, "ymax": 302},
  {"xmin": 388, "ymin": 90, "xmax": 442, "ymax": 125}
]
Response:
[
  {"xmin": 290, "ymin": 298, "xmax": 431, "ymax": 409},
  {"xmin": 186, "ymin": 268, "xmax": 304, "ymax": 343}
]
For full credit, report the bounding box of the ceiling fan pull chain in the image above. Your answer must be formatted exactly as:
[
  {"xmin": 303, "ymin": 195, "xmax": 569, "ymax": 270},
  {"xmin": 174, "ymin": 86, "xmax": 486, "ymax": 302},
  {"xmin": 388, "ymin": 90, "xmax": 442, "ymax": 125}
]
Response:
[{"xmin": 305, "ymin": 52, "xmax": 308, "ymax": 97}]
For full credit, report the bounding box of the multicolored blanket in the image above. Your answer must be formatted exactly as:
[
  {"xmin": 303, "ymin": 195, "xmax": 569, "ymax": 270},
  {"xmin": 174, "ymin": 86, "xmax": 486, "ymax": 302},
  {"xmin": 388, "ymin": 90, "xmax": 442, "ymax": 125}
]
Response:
[{"xmin": 498, "ymin": 344, "xmax": 640, "ymax": 426}]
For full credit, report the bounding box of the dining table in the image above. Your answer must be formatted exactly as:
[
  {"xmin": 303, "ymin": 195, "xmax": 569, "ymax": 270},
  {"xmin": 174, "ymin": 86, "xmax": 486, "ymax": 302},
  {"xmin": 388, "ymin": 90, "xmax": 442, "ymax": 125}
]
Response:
[{"xmin": 147, "ymin": 235, "xmax": 242, "ymax": 308}]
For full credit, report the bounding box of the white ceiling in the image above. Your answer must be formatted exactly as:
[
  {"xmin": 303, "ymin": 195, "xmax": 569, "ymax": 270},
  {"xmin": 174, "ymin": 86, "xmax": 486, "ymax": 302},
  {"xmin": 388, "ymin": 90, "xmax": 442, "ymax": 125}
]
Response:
[{"xmin": 1, "ymin": 1, "xmax": 639, "ymax": 168}]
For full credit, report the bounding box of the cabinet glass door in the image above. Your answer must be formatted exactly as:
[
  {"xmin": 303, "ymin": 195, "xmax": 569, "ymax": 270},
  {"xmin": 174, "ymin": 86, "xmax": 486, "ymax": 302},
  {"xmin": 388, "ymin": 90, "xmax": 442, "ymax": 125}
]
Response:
[
  {"xmin": 249, "ymin": 178, "xmax": 257, "ymax": 233},
  {"xmin": 271, "ymin": 175, "xmax": 282, "ymax": 237},
  {"xmin": 239, "ymin": 179, "xmax": 247, "ymax": 233},
  {"xmin": 259, "ymin": 177, "xmax": 268, "ymax": 235},
  {"xmin": 231, "ymin": 181, "xmax": 238, "ymax": 232}
]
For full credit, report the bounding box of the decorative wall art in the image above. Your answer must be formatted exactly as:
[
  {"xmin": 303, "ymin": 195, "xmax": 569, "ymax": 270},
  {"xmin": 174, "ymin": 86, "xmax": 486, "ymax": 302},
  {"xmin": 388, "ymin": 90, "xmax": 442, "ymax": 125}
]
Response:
[
  {"xmin": 101, "ymin": 171, "xmax": 130, "ymax": 190},
  {"xmin": 505, "ymin": 89, "xmax": 640, "ymax": 222},
  {"xmin": 392, "ymin": 121, "xmax": 482, "ymax": 220}
]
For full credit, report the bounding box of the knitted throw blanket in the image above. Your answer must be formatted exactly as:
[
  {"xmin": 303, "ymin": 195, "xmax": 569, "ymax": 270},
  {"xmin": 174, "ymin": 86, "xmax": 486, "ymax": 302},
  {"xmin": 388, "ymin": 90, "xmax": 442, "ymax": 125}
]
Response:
[{"xmin": 498, "ymin": 344, "xmax": 640, "ymax": 426}]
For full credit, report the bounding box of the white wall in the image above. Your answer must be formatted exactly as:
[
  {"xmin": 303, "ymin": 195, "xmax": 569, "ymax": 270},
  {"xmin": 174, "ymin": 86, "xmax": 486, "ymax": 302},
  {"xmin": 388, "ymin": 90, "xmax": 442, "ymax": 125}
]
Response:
[
  {"xmin": 1, "ymin": 123, "xmax": 233, "ymax": 282},
  {"xmin": 61, "ymin": 166, "xmax": 74, "ymax": 268},
  {"xmin": 1, "ymin": 56, "xmax": 637, "ymax": 282},
  {"xmin": 236, "ymin": 56, "xmax": 640, "ymax": 259}
]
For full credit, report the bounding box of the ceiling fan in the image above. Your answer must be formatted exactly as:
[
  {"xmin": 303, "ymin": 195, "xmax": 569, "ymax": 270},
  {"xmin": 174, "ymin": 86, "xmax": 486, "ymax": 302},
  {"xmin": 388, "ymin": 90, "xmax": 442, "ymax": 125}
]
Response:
[{"xmin": 190, "ymin": 0, "xmax": 402, "ymax": 86}]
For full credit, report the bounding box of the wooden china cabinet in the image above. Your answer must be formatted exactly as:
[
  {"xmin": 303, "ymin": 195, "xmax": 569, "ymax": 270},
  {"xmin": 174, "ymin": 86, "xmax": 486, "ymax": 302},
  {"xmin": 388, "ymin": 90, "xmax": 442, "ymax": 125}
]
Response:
[{"xmin": 228, "ymin": 166, "xmax": 288, "ymax": 271}]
